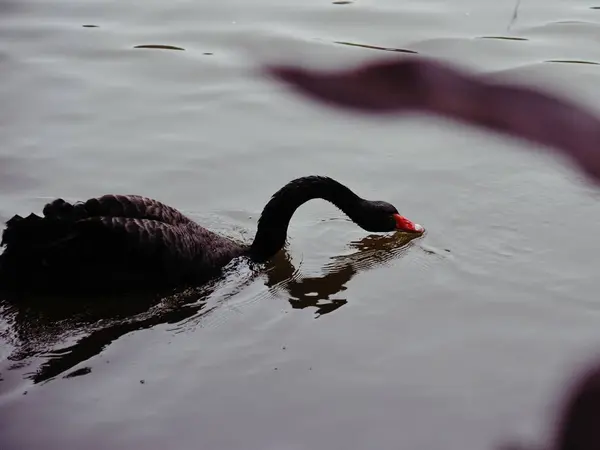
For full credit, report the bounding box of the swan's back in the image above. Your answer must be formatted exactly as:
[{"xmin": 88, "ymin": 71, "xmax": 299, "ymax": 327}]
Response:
[
  {"xmin": 0, "ymin": 195, "xmax": 244, "ymax": 292},
  {"xmin": 40, "ymin": 194, "xmax": 194, "ymax": 226}
]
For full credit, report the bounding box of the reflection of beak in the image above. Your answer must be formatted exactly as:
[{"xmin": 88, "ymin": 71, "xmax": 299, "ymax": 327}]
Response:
[{"xmin": 393, "ymin": 213, "xmax": 424, "ymax": 234}]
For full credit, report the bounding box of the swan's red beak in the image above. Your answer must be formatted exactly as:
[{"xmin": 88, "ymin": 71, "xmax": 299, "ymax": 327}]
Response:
[{"xmin": 393, "ymin": 214, "xmax": 424, "ymax": 234}]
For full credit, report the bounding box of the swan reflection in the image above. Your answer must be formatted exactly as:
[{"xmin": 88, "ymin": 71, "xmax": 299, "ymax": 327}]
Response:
[
  {"xmin": 265, "ymin": 231, "xmax": 419, "ymax": 316},
  {"xmin": 0, "ymin": 231, "xmax": 420, "ymax": 384}
]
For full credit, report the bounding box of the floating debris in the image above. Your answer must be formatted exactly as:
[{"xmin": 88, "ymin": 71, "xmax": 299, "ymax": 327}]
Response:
[
  {"xmin": 334, "ymin": 41, "xmax": 417, "ymax": 54},
  {"xmin": 546, "ymin": 59, "xmax": 600, "ymax": 65},
  {"xmin": 133, "ymin": 44, "xmax": 185, "ymax": 51},
  {"xmin": 478, "ymin": 35, "xmax": 528, "ymax": 41},
  {"xmin": 82, "ymin": 24, "xmax": 99, "ymax": 28}
]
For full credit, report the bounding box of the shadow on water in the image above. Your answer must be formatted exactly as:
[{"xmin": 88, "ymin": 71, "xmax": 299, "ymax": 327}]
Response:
[{"xmin": 0, "ymin": 231, "xmax": 421, "ymax": 384}]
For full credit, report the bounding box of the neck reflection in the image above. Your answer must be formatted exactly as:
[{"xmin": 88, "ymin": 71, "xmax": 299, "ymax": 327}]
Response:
[{"xmin": 265, "ymin": 231, "xmax": 420, "ymax": 316}]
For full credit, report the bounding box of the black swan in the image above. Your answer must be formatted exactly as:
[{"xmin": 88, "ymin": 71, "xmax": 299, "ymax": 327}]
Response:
[{"xmin": 0, "ymin": 175, "xmax": 423, "ymax": 292}]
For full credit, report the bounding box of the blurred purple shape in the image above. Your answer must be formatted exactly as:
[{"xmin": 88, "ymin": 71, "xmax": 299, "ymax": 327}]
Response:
[
  {"xmin": 266, "ymin": 56, "xmax": 600, "ymax": 449},
  {"xmin": 0, "ymin": 0, "xmax": 15, "ymax": 12},
  {"xmin": 551, "ymin": 360, "xmax": 600, "ymax": 450},
  {"xmin": 266, "ymin": 57, "xmax": 600, "ymax": 184}
]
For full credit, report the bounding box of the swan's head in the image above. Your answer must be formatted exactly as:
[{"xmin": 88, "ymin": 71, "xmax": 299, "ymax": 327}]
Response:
[{"xmin": 359, "ymin": 200, "xmax": 424, "ymax": 234}]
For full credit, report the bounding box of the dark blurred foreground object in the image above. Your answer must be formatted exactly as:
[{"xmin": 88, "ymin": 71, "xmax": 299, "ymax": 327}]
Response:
[
  {"xmin": 539, "ymin": 359, "xmax": 600, "ymax": 450},
  {"xmin": 551, "ymin": 360, "xmax": 600, "ymax": 450},
  {"xmin": 267, "ymin": 57, "xmax": 600, "ymax": 448},
  {"xmin": 500, "ymin": 359, "xmax": 600, "ymax": 450},
  {"xmin": 266, "ymin": 57, "xmax": 600, "ymax": 184}
]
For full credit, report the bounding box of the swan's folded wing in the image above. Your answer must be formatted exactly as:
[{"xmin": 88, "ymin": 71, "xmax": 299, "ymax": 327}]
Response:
[
  {"xmin": 41, "ymin": 195, "xmax": 194, "ymax": 226},
  {"xmin": 1, "ymin": 216, "xmax": 204, "ymax": 286},
  {"xmin": 51, "ymin": 217, "xmax": 201, "ymax": 268}
]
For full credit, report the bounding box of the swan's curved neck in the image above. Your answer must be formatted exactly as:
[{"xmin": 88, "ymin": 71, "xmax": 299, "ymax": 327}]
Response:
[{"xmin": 249, "ymin": 176, "xmax": 363, "ymax": 262}]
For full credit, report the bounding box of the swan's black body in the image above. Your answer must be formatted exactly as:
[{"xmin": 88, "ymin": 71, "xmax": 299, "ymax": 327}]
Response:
[{"xmin": 0, "ymin": 176, "xmax": 422, "ymax": 293}]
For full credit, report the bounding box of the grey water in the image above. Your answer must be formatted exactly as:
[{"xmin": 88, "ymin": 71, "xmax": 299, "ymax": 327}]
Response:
[{"xmin": 2, "ymin": 1, "xmax": 600, "ymax": 449}]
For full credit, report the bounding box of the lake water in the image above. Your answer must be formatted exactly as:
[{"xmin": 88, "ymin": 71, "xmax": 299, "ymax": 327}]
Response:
[{"xmin": 2, "ymin": 1, "xmax": 600, "ymax": 449}]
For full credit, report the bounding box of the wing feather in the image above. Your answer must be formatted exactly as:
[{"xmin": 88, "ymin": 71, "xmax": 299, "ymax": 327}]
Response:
[{"xmin": 42, "ymin": 195, "xmax": 194, "ymax": 226}]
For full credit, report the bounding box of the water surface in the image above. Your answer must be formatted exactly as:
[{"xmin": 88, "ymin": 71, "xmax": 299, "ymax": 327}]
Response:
[{"xmin": 2, "ymin": 1, "xmax": 600, "ymax": 449}]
